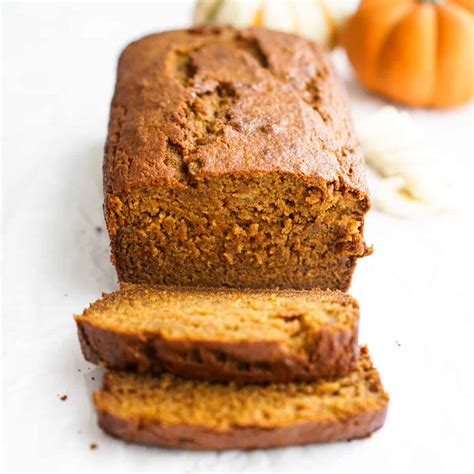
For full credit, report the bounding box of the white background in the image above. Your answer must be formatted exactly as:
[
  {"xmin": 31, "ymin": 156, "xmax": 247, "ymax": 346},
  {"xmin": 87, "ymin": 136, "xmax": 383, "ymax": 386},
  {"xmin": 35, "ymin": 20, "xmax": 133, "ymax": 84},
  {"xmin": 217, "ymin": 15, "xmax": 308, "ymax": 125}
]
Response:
[{"xmin": 2, "ymin": 1, "xmax": 474, "ymax": 472}]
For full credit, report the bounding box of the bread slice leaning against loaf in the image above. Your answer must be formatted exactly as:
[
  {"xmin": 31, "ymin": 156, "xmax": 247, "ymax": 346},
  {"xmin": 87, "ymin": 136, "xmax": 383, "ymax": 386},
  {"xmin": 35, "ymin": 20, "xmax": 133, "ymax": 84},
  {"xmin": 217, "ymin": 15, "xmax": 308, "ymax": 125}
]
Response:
[
  {"xmin": 94, "ymin": 346, "xmax": 388, "ymax": 450},
  {"xmin": 75, "ymin": 284, "xmax": 360, "ymax": 383}
]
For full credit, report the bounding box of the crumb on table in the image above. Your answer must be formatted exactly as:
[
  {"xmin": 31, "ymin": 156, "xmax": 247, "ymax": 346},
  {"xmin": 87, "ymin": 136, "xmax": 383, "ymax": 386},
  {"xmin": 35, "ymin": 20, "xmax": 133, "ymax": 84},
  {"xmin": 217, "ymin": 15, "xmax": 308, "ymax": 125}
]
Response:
[
  {"xmin": 90, "ymin": 443, "xmax": 98, "ymax": 450},
  {"xmin": 59, "ymin": 394, "xmax": 68, "ymax": 401}
]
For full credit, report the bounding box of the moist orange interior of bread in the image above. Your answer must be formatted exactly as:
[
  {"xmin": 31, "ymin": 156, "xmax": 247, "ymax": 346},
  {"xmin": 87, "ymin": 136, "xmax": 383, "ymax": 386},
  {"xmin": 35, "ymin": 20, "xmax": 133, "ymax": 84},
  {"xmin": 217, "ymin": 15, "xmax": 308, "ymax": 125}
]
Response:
[
  {"xmin": 94, "ymin": 347, "xmax": 388, "ymax": 431},
  {"xmin": 107, "ymin": 174, "xmax": 369, "ymax": 290},
  {"xmin": 77, "ymin": 285, "xmax": 358, "ymax": 353}
]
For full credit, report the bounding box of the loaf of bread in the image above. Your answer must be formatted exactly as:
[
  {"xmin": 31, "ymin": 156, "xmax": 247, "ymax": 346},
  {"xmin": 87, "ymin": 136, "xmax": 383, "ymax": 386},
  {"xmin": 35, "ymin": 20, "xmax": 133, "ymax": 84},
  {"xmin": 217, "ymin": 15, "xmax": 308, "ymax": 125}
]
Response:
[
  {"xmin": 76, "ymin": 284, "xmax": 359, "ymax": 382},
  {"xmin": 104, "ymin": 26, "xmax": 371, "ymax": 290},
  {"xmin": 94, "ymin": 346, "xmax": 388, "ymax": 450}
]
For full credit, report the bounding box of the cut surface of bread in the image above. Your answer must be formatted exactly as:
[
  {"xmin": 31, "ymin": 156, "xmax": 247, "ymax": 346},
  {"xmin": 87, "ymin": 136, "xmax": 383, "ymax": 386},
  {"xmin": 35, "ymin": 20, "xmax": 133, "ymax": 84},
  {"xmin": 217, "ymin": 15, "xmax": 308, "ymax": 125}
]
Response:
[
  {"xmin": 94, "ymin": 346, "xmax": 388, "ymax": 450},
  {"xmin": 76, "ymin": 284, "xmax": 359, "ymax": 382}
]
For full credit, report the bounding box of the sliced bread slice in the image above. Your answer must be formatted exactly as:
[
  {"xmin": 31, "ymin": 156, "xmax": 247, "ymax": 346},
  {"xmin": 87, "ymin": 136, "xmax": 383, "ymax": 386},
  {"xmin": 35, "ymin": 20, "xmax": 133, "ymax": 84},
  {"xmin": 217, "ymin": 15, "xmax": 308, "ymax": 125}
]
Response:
[
  {"xmin": 76, "ymin": 284, "xmax": 359, "ymax": 382},
  {"xmin": 94, "ymin": 346, "xmax": 388, "ymax": 450}
]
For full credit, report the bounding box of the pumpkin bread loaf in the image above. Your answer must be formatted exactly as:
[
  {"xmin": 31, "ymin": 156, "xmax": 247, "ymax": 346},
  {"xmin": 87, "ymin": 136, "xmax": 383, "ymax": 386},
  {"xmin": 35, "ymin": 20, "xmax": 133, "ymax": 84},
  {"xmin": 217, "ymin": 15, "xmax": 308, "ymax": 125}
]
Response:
[
  {"xmin": 76, "ymin": 284, "xmax": 359, "ymax": 383},
  {"xmin": 94, "ymin": 346, "xmax": 388, "ymax": 450},
  {"xmin": 104, "ymin": 26, "xmax": 371, "ymax": 290}
]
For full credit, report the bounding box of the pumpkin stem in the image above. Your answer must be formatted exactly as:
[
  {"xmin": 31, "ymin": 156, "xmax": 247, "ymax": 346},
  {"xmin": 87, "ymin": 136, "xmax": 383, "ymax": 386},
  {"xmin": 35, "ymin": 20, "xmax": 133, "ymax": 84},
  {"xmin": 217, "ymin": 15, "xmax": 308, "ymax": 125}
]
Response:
[{"xmin": 417, "ymin": 0, "xmax": 443, "ymax": 4}]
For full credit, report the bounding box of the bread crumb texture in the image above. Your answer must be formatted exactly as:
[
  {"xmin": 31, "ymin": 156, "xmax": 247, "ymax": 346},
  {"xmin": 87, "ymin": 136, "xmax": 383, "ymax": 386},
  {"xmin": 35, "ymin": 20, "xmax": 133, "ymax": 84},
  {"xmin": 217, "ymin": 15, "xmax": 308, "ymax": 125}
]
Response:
[{"xmin": 78, "ymin": 285, "xmax": 357, "ymax": 344}]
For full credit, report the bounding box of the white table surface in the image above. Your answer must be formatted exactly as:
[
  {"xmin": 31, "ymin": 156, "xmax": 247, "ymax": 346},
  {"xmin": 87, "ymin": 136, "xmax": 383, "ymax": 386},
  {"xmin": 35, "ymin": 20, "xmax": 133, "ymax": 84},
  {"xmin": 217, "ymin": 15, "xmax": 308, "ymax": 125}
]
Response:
[{"xmin": 3, "ymin": 1, "xmax": 474, "ymax": 472}]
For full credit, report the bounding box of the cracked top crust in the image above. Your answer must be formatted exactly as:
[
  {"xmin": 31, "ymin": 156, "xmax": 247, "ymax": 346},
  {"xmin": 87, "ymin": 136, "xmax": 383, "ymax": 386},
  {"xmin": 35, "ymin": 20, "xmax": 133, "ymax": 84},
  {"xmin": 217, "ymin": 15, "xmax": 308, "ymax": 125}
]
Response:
[{"xmin": 104, "ymin": 26, "xmax": 368, "ymax": 195}]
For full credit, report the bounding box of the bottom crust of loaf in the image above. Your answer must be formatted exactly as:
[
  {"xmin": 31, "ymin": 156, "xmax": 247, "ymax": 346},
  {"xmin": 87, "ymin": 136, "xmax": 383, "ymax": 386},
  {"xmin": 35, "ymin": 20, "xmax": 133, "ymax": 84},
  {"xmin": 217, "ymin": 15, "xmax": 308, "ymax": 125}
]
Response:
[
  {"xmin": 93, "ymin": 347, "xmax": 388, "ymax": 450},
  {"xmin": 96, "ymin": 405, "xmax": 387, "ymax": 450}
]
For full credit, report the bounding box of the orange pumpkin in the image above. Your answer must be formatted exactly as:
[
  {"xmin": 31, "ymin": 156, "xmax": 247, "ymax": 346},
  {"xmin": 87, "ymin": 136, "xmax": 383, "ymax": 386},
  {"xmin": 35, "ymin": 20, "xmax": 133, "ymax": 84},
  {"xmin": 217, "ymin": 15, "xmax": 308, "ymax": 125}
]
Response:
[{"xmin": 342, "ymin": 0, "xmax": 474, "ymax": 108}]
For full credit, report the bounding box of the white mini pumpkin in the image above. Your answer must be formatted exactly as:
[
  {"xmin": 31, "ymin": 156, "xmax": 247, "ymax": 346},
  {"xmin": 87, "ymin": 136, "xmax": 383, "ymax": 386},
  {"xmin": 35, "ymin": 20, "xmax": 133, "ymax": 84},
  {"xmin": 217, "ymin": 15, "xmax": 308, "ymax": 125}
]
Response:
[
  {"xmin": 355, "ymin": 107, "xmax": 452, "ymax": 218},
  {"xmin": 193, "ymin": 0, "xmax": 359, "ymax": 48}
]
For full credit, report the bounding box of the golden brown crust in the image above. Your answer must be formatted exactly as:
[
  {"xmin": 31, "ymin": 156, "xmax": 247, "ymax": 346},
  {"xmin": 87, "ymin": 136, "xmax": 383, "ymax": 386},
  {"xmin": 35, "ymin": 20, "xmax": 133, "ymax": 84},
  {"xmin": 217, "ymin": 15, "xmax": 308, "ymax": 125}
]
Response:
[
  {"xmin": 103, "ymin": 26, "xmax": 367, "ymax": 195},
  {"xmin": 95, "ymin": 406, "xmax": 387, "ymax": 450},
  {"xmin": 93, "ymin": 347, "xmax": 388, "ymax": 450},
  {"xmin": 76, "ymin": 285, "xmax": 359, "ymax": 382}
]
